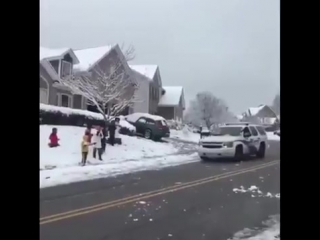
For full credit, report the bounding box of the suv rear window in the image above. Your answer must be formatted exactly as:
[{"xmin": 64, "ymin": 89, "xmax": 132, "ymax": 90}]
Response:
[
  {"xmin": 256, "ymin": 126, "xmax": 267, "ymax": 135},
  {"xmin": 156, "ymin": 120, "xmax": 167, "ymax": 126}
]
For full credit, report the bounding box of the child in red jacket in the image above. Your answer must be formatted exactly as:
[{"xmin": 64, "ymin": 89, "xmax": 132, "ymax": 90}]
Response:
[{"xmin": 48, "ymin": 127, "xmax": 60, "ymax": 148}]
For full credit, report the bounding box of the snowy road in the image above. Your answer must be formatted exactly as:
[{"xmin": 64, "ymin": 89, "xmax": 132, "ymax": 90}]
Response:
[{"xmin": 40, "ymin": 141, "xmax": 280, "ymax": 240}]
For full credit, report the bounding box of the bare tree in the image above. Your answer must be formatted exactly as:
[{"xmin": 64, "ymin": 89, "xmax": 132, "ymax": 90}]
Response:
[
  {"xmin": 185, "ymin": 92, "xmax": 233, "ymax": 129},
  {"xmin": 120, "ymin": 43, "xmax": 135, "ymax": 62},
  {"xmin": 53, "ymin": 45, "xmax": 139, "ymax": 123},
  {"xmin": 272, "ymin": 93, "xmax": 280, "ymax": 115}
]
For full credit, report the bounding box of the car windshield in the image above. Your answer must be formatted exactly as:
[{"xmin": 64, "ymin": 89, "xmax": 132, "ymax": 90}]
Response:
[{"xmin": 216, "ymin": 126, "xmax": 243, "ymax": 136}]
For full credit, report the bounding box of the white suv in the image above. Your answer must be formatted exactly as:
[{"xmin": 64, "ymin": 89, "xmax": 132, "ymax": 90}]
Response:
[{"xmin": 198, "ymin": 123, "xmax": 268, "ymax": 161}]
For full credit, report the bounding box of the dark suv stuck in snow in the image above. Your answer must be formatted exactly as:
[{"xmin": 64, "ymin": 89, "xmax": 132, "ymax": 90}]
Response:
[{"xmin": 125, "ymin": 113, "xmax": 170, "ymax": 141}]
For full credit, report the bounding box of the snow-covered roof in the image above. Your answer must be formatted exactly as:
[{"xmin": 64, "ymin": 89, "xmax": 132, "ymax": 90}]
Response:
[
  {"xmin": 159, "ymin": 86, "xmax": 184, "ymax": 107},
  {"xmin": 130, "ymin": 65, "xmax": 158, "ymax": 80},
  {"xmin": 245, "ymin": 104, "xmax": 277, "ymax": 118},
  {"xmin": 125, "ymin": 112, "xmax": 165, "ymax": 123},
  {"xmin": 74, "ymin": 45, "xmax": 115, "ymax": 71},
  {"xmin": 40, "ymin": 46, "xmax": 79, "ymax": 64},
  {"xmin": 247, "ymin": 105, "xmax": 265, "ymax": 116}
]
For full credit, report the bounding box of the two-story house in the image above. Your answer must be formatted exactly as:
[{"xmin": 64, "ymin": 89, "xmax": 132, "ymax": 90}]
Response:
[
  {"xmin": 40, "ymin": 44, "xmax": 136, "ymax": 114},
  {"xmin": 40, "ymin": 47, "xmax": 87, "ymax": 109},
  {"xmin": 129, "ymin": 65, "xmax": 185, "ymax": 121},
  {"xmin": 242, "ymin": 104, "xmax": 279, "ymax": 125},
  {"xmin": 73, "ymin": 44, "xmax": 136, "ymax": 115}
]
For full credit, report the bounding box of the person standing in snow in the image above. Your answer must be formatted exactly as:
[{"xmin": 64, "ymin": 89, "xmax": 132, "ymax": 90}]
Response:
[
  {"xmin": 85, "ymin": 126, "xmax": 93, "ymax": 143},
  {"xmin": 81, "ymin": 133, "xmax": 91, "ymax": 166},
  {"xmin": 199, "ymin": 125, "xmax": 203, "ymax": 139},
  {"xmin": 48, "ymin": 127, "xmax": 60, "ymax": 148},
  {"xmin": 92, "ymin": 126, "xmax": 104, "ymax": 160},
  {"xmin": 108, "ymin": 118, "xmax": 120, "ymax": 146},
  {"xmin": 101, "ymin": 126, "xmax": 108, "ymax": 154}
]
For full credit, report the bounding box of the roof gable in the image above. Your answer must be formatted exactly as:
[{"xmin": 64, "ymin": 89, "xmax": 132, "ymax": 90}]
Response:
[
  {"xmin": 130, "ymin": 65, "xmax": 158, "ymax": 81},
  {"xmin": 246, "ymin": 105, "xmax": 277, "ymax": 118},
  {"xmin": 40, "ymin": 46, "xmax": 79, "ymax": 64},
  {"xmin": 159, "ymin": 86, "xmax": 185, "ymax": 108},
  {"xmin": 74, "ymin": 45, "xmax": 115, "ymax": 72}
]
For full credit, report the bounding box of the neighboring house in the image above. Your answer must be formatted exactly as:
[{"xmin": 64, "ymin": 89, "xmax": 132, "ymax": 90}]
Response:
[
  {"xmin": 242, "ymin": 104, "xmax": 279, "ymax": 125},
  {"xmin": 39, "ymin": 47, "xmax": 87, "ymax": 109},
  {"xmin": 130, "ymin": 65, "xmax": 162, "ymax": 114},
  {"xmin": 73, "ymin": 45, "xmax": 136, "ymax": 115},
  {"xmin": 158, "ymin": 86, "xmax": 185, "ymax": 122}
]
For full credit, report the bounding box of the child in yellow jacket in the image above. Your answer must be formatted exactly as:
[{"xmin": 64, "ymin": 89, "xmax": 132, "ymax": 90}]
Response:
[{"xmin": 81, "ymin": 134, "xmax": 91, "ymax": 166}]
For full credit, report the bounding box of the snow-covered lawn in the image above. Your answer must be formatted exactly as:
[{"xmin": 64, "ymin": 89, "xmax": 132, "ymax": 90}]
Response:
[
  {"xmin": 40, "ymin": 125, "xmax": 197, "ymax": 188},
  {"xmin": 266, "ymin": 132, "xmax": 280, "ymax": 141}
]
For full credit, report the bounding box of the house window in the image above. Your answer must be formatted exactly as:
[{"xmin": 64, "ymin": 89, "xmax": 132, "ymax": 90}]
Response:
[
  {"xmin": 61, "ymin": 95, "xmax": 70, "ymax": 107},
  {"xmin": 58, "ymin": 94, "xmax": 72, "ymax": 108},
  {"xmin": 61, "ymin": 61, "xmax": 72, "ymax": 78}
]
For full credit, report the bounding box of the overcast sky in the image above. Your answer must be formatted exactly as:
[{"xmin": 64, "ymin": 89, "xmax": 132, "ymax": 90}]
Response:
[{"xmin": 40, "ymin": 0, "xmax": 279, "ymax": 114}]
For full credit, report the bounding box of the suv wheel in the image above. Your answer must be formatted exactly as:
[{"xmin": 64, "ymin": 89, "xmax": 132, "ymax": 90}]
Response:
[
  {"xmin": 144, "ymin": 129, "xmax": 152, "ymax": 139},
  {"xmin": 234, "ymin": 145, "xmax": 244, "ymax": 160},
  {"xmin": 256, "ymin": 142, "xmax": 266, "ymax": 158}
]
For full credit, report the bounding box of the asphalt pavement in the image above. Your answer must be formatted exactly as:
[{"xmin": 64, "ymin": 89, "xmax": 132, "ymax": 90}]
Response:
[{"xmin": 40, "ymin": 140, "xmax": 280, "ymax": 240}]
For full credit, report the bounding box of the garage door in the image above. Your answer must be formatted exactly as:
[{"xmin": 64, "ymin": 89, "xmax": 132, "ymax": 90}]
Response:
[{"xmin": 40, "ymin": 88, "xmax": 48, "ymax": 104}]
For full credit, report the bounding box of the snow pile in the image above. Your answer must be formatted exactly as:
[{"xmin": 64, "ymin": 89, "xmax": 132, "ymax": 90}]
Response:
[
  {"xmin": 266, "ymin": 132, "xmax": 280, "ymax": 141},
  {"xmin": 229, "ymin": 215, "xmax": 280, "ymax": 240},
  {"xmin": 168, "ymin": 128, "xmax": 201, "ymax": 143},
  {"xmin": 233, "ymin": 186, "xmax": 280, "ymax": 199},
  {"xmin": 117, "ymin": 116, "xmax": 136, "ymax": 132},
  {"xmin": 166, "ymin": 119, "xmax": 184, "ymax": 130},
  {"xmin": 40, "ymin": 104, "xmax": 136, "ymax": 132},
  {"xmin": 40, "ymin": 125, "xmax": 197, "ymax": 187},
  {"xmin": 125, "ymin": 112, "xmax": 166, "ymax": 122}
]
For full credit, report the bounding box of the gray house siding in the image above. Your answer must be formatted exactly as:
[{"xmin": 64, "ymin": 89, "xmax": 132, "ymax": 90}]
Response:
[
  {"xmin": 149, "ymin": 83, "xmax": 159, "ymax": 114},
  {"xmin": 157, "ymin": 107, "xmax": 175, "ymax": 120},
  {"xmin": 40, "ymin": 63, "xmax": 85, "ymax": 109},
  {"xmin": 40, "ymin": 63, "xmax": 55, "ymax": 105},
  {"xmin": 148, "ymin": 68, "xmax": 161, "ymax": 114},
  {"xmin": 131, "ymin": 70, "xmax": 149, "ymax": 113},
  {"xmin": 49, "ymin": 60, "xmax": 59, "ymax": 74},
  {"xmin": 175, "ymin": 96, "xmax": 184, "ymax": 121}
]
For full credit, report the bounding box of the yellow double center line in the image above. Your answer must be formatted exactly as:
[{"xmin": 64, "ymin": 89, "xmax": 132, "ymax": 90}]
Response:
[{"xmin": 40, "ymin": 160, "xmax": 279, "ymax": 225}]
